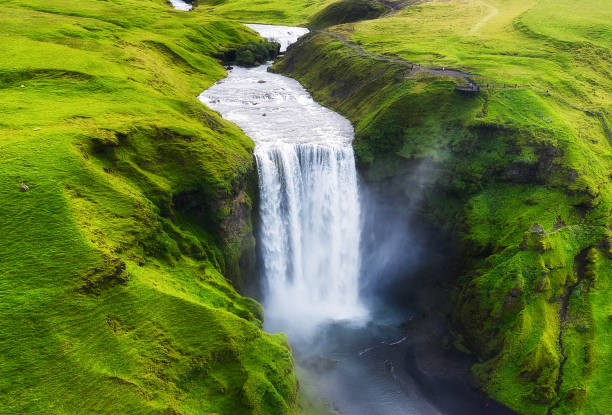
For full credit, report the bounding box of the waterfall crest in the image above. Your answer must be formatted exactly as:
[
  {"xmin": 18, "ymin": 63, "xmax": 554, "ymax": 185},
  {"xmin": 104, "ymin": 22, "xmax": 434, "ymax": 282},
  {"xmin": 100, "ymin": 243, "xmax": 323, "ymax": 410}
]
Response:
[{"xmin": 199, "ymin": 26, "xmax": 366, "ymax": 337}]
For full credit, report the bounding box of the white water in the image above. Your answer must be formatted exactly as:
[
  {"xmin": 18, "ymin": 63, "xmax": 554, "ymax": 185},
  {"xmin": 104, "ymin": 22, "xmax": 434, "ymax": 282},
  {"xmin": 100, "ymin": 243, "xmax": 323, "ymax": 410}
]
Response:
[
  {"xmin": 199, "ymin": 25, "xmax": 366, "ymax": 339},
  {"xmin": 245, "ymin": 24, "xmax": 309, "ymax": 53},
  {"xmin": 168, "ymin": 0, "xmax": 192, "ymax": 11}
]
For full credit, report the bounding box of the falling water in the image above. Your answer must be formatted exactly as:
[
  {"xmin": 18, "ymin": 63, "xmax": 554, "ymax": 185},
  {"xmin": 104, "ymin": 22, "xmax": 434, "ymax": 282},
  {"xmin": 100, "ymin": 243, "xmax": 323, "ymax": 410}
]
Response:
[{"xmin": 199, "ymin": 26, "xmax": 366, "ymax": 338}]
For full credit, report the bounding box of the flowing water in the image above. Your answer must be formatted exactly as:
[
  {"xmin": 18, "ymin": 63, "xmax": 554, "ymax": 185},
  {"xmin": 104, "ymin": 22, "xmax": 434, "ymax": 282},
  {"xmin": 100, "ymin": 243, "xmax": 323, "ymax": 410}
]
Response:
[
  {"xmin": 244, "ymin": 24, "xmax": 309, "ymax": 53},
  {"xmin": 199, "ymin": 25, "xmax": 517, "ymax": 415},
  {"xmin": 168, "ymin": 0, "xmax": 192, "ymax": 11}
]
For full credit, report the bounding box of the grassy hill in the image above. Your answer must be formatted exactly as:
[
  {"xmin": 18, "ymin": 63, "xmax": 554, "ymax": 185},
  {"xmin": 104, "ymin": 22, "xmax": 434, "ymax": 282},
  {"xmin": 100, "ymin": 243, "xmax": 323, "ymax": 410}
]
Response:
[
  {"xmin": 273, "ymin": 0, "xmax": 612, "ymax": 414},
  {"xmin": 0, "ymin": 0, "xmax": 299, "ymax": 413}
]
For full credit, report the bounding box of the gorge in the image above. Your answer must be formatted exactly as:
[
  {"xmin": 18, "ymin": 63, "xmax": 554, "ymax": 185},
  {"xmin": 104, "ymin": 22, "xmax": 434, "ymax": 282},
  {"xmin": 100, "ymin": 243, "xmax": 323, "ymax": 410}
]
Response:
[
  {"xmin": 1, "ymin": 0, "xmax": 610, "ymax": 414},
  {"xmin": 200, "ymin": 24, "xmax": 517, "ymax": 415}
]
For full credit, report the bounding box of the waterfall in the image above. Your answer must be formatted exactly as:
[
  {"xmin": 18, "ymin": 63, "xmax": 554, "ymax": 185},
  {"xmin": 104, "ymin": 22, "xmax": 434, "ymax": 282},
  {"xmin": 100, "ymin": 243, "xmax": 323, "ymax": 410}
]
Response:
[
  {"xmin": 256, "ymin": 143, "xmax": 365, "ymax": 333},
  {"xmin": 199, "ymin": 26, "xmax": 366, "ymax": 338}
]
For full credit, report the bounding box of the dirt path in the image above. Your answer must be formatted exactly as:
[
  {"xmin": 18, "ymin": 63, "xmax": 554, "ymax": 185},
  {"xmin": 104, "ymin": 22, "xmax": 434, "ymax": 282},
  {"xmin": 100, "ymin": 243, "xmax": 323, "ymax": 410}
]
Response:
[
  {"xmin": 321, "ymin": 30, "xmax": 478, "ymax": 86},
  {"xmin": 469, "ymin": 0, "xmax": 499, "ymax": 34}
]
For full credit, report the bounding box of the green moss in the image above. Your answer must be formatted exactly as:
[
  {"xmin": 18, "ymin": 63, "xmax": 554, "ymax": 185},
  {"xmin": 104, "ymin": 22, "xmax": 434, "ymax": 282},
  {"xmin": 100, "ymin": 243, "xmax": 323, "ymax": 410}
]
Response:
[{"xmin": 235, "ymin": 40, "xmax": 280, "ymax": 67}]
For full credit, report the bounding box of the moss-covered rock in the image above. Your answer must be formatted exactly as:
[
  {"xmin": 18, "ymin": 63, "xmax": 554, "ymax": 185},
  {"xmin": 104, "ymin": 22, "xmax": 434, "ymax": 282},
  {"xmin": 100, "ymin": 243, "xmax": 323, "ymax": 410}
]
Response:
[{"xmin": 235, "ymin": 40, "xmax": 280, "ymax": 67}]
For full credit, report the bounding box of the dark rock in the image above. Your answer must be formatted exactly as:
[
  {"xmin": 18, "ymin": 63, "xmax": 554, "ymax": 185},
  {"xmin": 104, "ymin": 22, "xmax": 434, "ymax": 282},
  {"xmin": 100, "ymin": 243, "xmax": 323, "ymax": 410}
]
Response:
[
  {"xmin": 552, "ymin": 215, "xmax": 566, "ymax": 231},
  {"xmin": 529, "ymin": 223, "xmax": 545, "ymax": 234}
]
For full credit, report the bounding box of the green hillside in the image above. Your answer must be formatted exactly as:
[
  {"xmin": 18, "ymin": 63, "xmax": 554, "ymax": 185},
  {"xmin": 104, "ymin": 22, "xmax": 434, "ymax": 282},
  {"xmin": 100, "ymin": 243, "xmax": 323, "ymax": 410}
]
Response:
[
  {"xmin": 0, "ymin": 0, "xmax": 297, "ymax": 413},
  {"xmin": 196, "ymin": 0, "xmax": 338, "ymax": 26},
  {"xmin": 273, "ymin": 0, "xmax": 612, "ymax": 414}
]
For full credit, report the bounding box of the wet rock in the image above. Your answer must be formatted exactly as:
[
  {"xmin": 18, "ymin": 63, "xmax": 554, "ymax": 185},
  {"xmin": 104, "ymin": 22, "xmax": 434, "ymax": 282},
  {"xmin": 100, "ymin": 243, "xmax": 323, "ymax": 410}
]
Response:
[
  {"xmin": 19, "ymin": 183, "xmax": 29, "ymax": 192},
  {"xmin": 503, "ymin": 162, "xmax": 537, "ymax": 183}
]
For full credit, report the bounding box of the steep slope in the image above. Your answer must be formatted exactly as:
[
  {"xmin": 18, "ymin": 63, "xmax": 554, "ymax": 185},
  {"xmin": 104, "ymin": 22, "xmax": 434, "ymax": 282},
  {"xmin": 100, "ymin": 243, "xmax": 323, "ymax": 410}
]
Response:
[
  {"xmin": 0, "ymin": 0, "xmax": 297, "ymax": 413},
  {"xmin": 274, "ymin": 0, "xmax": 612, "ymax": 413},
  {"xmin": 309, "ymin": 0, "xmax": 387, "ymax": 30}
]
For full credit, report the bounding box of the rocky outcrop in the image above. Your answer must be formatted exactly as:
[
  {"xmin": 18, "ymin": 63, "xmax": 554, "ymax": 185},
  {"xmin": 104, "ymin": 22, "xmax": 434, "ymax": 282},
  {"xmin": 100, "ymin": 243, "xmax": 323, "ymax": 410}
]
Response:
[{"xmin": 173, "ymin": 160, "xmax": 259, "ymax": 293}]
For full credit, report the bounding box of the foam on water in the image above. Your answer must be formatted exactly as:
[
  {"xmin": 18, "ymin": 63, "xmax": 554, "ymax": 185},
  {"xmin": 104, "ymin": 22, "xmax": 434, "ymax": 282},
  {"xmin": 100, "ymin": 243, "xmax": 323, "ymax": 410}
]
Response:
[{"xmin": 245, "ymin": 24, "xmax": 309, "ymax": 52}]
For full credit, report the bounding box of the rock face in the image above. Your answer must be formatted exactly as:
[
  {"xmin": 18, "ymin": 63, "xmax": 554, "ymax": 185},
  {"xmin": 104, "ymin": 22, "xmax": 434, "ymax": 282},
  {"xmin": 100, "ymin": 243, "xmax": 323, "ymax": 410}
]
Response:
[{"xmin": 173, "ymin": 159, "xmax": 259, "ymax": 293}]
